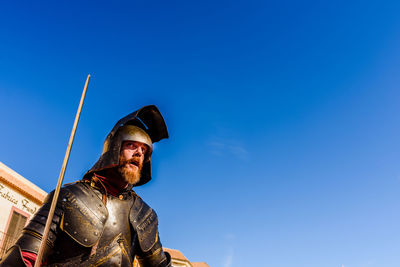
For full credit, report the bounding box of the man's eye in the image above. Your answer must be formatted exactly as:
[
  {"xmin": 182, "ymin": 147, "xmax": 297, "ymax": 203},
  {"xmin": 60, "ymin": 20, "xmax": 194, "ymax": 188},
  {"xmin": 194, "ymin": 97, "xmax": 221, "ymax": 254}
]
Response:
[{"xmin": 125, "ymin": 143, "xmax": 134, "ymax": 149}]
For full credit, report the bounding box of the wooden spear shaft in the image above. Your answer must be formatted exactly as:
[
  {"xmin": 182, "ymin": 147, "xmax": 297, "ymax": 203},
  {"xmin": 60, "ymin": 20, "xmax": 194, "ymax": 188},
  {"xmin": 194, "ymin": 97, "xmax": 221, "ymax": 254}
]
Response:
[{"xmin": 34, "ymin": 74, "xmax": 91, "ymax": 267}]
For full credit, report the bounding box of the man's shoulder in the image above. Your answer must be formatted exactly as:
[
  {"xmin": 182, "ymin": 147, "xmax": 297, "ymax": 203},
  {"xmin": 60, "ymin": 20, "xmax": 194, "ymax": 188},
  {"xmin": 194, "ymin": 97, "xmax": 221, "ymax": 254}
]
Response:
[
  {"xmin": 130, "ymin": 194, "xmax": 159, "ymax": 253},
  {"xmin": 131, "ymin": 193, "xmax": 155, "ymax": 213},
  {"xmin": 130, "ymin": 192, "xmax": 158, "ymax": 220},
  {"xmin": 61, "ymin": 181, "xmax": 108, "ymax": 247},
  {"xmin": 44, "ymin": 181, "xmax": 96, "ymax": 204}
]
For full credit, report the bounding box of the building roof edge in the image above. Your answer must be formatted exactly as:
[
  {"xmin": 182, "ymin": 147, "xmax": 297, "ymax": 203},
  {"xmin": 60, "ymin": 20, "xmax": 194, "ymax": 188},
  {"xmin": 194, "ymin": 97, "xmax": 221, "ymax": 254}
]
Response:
[{"xmin": 0, "ymin": 161, "xmax": 47, "ymax": 203}]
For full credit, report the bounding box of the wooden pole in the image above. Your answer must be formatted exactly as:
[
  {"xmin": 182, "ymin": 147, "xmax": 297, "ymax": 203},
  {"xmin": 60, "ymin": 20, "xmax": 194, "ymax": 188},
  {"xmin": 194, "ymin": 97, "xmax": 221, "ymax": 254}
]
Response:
[{"xmin": 34, "ymin": 74, "xmax": 91, "ymax": 267}]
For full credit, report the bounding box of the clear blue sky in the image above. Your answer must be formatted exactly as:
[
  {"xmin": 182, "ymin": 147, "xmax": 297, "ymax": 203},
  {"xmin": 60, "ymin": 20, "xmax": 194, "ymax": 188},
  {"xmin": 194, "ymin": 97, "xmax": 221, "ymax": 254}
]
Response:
[{"xmin": 1, "ymin": 1, "xmax": 400, "ymax": 266}]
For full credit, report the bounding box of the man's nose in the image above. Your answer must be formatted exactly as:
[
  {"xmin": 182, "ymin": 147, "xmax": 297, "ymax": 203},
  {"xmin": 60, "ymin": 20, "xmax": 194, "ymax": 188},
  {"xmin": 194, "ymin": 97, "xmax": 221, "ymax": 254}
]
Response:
[{"xmin": 132, "ymin": 148, "xmax": 144, "ymax": 157}]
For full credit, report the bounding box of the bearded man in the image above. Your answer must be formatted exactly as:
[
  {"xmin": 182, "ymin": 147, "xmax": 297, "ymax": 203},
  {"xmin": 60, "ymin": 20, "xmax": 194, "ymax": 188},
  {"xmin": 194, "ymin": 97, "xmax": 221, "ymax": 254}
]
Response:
[{"xmin": 0, "ymin": 105, "xmax": 171, "ymax": 267}]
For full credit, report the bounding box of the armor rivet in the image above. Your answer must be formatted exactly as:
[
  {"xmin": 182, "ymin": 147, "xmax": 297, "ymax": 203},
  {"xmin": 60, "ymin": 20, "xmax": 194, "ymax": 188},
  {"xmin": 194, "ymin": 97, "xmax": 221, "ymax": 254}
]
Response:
[
  {"xmin": 65, "ymin": 222, "xmax": 69, "ymax": 226},
  {"xmin": 102, "ymin": 215, "xmax": 106, "ymax": 219},
  {"xmin": 94, "ymin": 232, "xmax": 98, "ymax": 236},
  {"xmin": 74, "ymin": 231, "xmax": 77, "ymax": 234},
  {"xmin": 84, "ymin": 238, "xmax": 88, "ymax": 242},
  {"xmin": 63, "ymin": 198, "xmax": 67, "ymax": 202},
  {"xmin": 119, "ymin": 195, "xmax": 123, "ymax": 200}
]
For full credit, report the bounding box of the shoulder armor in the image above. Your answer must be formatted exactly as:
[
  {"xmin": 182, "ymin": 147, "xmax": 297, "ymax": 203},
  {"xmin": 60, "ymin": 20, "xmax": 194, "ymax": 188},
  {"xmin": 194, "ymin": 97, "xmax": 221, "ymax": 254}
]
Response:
[
  {"xmin": 59, "ymin": 182, "xmax": 108, "ymax": 247},
  {"xmin": 130, "ymin": 197, "xmax": 159, "ymax": 253},
  {"xmin": 15, "ymin": 191, "xmax": 63, "ymax": 255}
]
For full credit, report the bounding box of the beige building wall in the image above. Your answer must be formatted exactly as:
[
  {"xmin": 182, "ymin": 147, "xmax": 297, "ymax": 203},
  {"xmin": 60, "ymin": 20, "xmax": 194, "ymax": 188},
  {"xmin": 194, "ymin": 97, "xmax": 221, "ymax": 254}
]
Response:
[
  {"xmin": 0, "ymin": 181, "xmax": 43, "ymax": 230},
  {"xmin": 0, "ymin": 162, "xmax": 47, "ymax": 257}
]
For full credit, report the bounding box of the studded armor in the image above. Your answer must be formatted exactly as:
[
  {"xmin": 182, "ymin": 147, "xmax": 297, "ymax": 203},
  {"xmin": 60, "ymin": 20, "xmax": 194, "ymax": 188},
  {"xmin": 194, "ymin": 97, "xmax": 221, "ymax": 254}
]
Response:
[
  {"xmin": 0, "ymin": 179, "xmax": 171, "ymax": 266},
  {"xmin": 0, "ymin": 105, "xmax": 171, "ymax": 267}
]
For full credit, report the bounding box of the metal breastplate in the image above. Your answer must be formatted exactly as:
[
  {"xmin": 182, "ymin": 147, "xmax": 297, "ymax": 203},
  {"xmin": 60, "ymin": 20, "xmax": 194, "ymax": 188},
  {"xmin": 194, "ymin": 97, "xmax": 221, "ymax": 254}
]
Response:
[
  {"xmin": 0, "ymin": 180, "xmax": 168, "ymax": 267},
  {"xmin": 94, "ymin": 193, "xmax": 135, "ymax": 265},
  {"xmin": 47, "ymin": 183, "xmax": 135, "ymax": 266}
]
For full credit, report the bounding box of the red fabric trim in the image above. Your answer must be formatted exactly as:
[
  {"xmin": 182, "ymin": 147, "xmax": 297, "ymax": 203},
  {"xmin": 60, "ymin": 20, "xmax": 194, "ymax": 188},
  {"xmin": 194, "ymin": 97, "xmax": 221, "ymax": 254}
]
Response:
[
  {"xmin": 22, "ymin": 251, "xmax": 37, "ymax": 267},
  {"xmin": 94, "ymin": 173, "xmax": 128, "ymax": 197}
]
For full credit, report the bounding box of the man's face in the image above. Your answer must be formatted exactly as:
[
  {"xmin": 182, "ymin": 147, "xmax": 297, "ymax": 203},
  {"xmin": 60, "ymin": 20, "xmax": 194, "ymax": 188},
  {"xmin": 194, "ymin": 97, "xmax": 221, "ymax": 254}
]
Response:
[{"xmin": 118, "ymin": 141, "xmax": 148, "ymax": 184}]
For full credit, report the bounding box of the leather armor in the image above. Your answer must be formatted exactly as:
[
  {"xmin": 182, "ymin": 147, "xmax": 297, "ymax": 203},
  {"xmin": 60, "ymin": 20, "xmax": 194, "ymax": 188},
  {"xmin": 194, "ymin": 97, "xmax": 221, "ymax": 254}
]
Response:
[{"xmin": 0, "ymin": 180, "xmax": 171, "ymax": 267}]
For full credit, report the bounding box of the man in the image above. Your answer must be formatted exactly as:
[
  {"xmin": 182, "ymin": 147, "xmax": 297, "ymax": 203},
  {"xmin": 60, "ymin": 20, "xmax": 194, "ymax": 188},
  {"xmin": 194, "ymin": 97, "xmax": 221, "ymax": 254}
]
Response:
[{"xmin": 0, "ymin": 105, "xmax": 171, "ymax": 266}]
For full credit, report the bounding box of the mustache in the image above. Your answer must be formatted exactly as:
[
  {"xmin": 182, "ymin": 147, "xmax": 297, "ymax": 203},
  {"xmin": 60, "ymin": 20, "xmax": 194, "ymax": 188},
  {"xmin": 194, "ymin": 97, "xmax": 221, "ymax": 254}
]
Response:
[{"xmin": 119, "ymin": 156, "xmax": 143, "ymax": 167}]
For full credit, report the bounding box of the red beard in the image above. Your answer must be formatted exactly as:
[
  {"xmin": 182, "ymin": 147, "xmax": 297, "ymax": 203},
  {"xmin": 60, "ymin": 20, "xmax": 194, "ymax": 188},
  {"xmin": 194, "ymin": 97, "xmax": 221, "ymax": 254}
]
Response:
[{"xmin": 118, "ymin": 156, "xmax": 143, "ymax": 185}]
